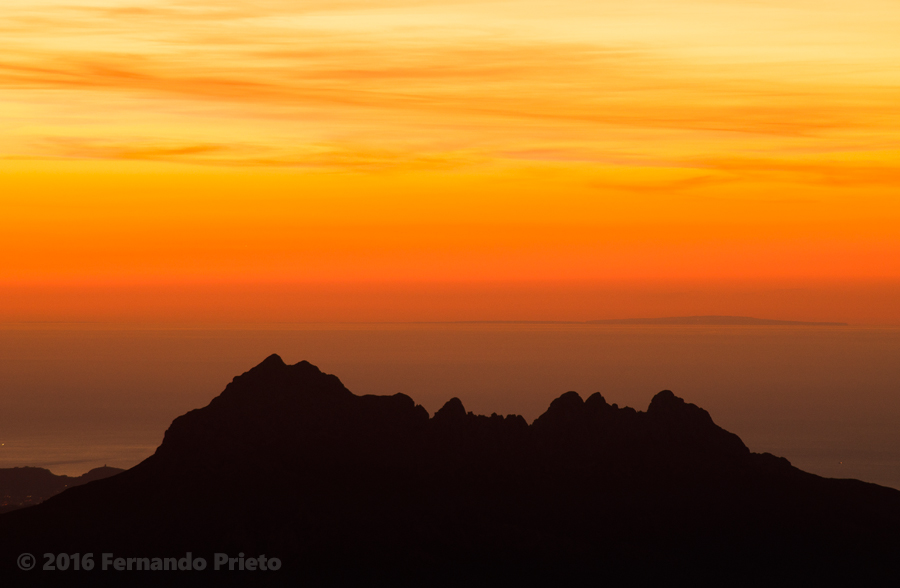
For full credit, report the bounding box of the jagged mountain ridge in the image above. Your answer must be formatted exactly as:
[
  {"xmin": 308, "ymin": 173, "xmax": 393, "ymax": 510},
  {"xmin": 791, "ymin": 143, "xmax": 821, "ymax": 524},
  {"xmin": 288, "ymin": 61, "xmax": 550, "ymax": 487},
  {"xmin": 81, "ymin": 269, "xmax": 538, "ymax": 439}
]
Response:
[{"xmin": 2, "ymin": 355, "xmax": 898, "ymax": 585}]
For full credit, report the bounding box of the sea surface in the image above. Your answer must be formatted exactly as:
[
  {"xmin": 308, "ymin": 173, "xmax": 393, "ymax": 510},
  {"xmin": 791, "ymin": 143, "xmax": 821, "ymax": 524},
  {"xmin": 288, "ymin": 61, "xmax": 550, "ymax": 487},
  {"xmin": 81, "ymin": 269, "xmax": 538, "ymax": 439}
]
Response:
[{"xmin": 1, "ymin": 323, "xmax": 898, "ymax": 488}]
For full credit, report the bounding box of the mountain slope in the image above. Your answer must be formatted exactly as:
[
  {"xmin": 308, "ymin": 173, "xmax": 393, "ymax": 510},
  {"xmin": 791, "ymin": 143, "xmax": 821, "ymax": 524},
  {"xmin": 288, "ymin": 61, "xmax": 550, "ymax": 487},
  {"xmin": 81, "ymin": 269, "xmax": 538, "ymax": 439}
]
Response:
[{"xmin": 0, "ymin": 466, "xmax": 123, "ymax": 514}]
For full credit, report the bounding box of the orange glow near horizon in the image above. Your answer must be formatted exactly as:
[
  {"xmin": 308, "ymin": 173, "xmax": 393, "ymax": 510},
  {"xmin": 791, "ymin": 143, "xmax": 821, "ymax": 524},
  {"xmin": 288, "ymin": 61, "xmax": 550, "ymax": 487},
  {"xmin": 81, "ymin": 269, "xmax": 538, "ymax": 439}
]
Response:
[{"xmin": 2, "ymin": 1, "xmax": 900, "ymax": 323}]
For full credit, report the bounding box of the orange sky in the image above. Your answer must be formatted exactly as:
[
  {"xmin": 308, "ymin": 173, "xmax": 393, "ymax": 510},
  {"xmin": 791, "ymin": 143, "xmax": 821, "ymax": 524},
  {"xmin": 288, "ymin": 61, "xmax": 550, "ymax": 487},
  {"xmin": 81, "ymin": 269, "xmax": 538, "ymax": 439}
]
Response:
[{"xmin": 2, "ymin": 0, "xmax": 899, "ymax": 323}]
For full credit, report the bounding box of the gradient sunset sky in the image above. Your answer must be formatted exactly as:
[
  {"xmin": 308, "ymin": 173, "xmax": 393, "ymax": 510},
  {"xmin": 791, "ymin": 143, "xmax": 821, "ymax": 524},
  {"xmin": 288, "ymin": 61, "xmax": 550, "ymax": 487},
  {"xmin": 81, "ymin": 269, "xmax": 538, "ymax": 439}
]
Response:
[{"xmin": 2, "ymin": 0, "xmax": 899, "ymax": 323}]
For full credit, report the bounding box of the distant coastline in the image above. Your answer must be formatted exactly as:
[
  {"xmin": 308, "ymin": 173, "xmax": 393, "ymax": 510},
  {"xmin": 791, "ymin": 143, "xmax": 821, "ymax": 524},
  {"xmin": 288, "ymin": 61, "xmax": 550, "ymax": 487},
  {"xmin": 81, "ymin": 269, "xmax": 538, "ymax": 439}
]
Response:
[
  {"xmin": 445, "ymin": 316, "xmax": 849, "ymax": 326},
  {"xmin": 586, "ymin": 315, "xmax": 849, "ymax": 326}
]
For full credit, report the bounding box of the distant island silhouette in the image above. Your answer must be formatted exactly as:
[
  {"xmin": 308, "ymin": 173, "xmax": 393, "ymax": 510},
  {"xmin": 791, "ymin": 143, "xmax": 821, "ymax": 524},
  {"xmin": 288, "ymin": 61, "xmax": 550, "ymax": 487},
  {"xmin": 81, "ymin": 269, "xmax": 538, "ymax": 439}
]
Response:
[
  {"xmin": 1, "ymin": 355, "xmax": 895, "ymax": 585},
  {"xmin": 587, "ymin": 315, "xmax": 849, "ymax": 326},
  {"xmin": 445, "ymin": 315, "xmax": 848, "ymax": 326}
]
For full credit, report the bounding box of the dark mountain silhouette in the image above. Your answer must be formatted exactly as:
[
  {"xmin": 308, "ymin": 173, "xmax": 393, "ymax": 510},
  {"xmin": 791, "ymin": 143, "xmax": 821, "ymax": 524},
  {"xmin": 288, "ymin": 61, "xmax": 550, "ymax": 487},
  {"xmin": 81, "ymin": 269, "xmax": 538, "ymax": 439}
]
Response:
[
  {"xmin": 0, "ymin": 466, "xmax": 123, "ymax": 514},
  {"xmin": 1, "ymin": 355, "xmax": 897, "ymax": 586},
  {"xmin": 587, "ymin": 315, "xmax": 848, "ymax": 326}
]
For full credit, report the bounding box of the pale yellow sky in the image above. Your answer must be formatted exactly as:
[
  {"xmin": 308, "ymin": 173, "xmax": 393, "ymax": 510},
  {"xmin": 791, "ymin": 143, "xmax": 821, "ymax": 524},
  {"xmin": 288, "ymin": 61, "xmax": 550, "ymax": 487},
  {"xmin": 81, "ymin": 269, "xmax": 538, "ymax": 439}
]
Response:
[{"xmin": 3, "ymin": 0, "xmax": 899, "ymax": 167}]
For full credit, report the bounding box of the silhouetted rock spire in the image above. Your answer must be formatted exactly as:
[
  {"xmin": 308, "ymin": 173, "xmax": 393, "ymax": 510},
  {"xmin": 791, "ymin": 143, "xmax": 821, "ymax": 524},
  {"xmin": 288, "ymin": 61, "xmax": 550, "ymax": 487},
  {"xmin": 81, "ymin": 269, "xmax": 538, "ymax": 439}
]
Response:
[{"xmin": 433, "ymin": 397, "xmax": 467, "ymax": 422}]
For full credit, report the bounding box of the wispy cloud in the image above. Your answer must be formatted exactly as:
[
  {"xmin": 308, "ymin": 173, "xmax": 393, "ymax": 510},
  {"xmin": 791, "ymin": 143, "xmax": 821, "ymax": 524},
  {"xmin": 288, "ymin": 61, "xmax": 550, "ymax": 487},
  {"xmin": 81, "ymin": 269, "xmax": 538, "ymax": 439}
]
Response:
[
  {"xmin": 1, "ymin": 0, "xmax": 899, "ymax": 177},
  {"xmin": 29, "ymin": 137, "xmax": 478, "ymax": 171},
  {"xmin": 695, "ymin": 155, "xmax": 900, "ymax": 187}
]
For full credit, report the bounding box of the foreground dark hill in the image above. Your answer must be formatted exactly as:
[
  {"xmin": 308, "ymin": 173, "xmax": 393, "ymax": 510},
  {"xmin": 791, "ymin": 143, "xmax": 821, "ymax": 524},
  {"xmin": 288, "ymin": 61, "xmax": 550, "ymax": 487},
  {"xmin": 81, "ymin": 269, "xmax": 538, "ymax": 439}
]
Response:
[
  {"xmin": 2, "ymin": 355, "xmax": 899, "ymax": 585},
  {"xmin": 0, "ymin": 466, "xmax": 123, "ymax": 514}
]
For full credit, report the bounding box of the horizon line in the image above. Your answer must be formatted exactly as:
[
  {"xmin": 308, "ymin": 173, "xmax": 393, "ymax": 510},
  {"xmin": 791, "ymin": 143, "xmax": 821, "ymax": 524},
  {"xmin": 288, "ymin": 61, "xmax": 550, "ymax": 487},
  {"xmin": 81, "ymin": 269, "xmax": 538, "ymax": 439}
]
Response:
[{"xmin": 0, "ymin": 315, "xmax": 853, "ymax": 328}]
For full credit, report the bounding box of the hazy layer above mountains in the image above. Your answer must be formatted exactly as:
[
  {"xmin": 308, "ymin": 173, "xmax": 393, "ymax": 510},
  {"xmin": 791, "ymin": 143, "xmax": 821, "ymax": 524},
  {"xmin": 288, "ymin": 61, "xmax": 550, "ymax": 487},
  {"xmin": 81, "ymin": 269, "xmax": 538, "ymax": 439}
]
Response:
[{"xmin": 1, "ymin": 324, "xmax": 898, "ymax": 487}]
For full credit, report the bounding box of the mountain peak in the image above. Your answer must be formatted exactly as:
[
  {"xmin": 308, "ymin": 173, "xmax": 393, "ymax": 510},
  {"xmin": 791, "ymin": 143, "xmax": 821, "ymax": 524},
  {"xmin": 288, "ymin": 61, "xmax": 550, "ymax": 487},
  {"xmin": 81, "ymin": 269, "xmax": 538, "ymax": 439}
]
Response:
[
  {"xmin": 647, "ymin": 389, "xmax": 712, "ymax": 424},
  {"xmin": 433, "ymin": 397, "xmax": 467, "ymax": 422},
  {"xmin": 260, "ymin": 353, "xmax": 286, "ymax": 366},
  {"xmin": 223, "ymin": 355, "xmax": 333, "ymax": 395},
  {"xmin": 531, "ymin": 391, "xmax": 587, "ymax": 430},
  {"xmin": 646, "ymin": 389, "xmax": 748, "ymax": 458},
  {"xmin": 647, "ymin": 389, "xmax": 682, "ymax": 411},
  {"xmin": 646, "ymin": 389, "xmax": 717, "ymax": 431},
  {"xmin": 229, "ymin": 353, "xmax": 289, "ymax": 385}
]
